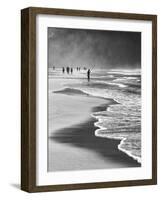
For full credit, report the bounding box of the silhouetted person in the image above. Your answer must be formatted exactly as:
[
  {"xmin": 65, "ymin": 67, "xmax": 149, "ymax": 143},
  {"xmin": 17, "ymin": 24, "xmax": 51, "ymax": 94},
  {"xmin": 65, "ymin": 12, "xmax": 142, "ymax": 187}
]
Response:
[
  {"xmin": 87, "ymin": 69, "xmax": 91, "ymax": 82},
  {"xmin": 66, "ymin": 67, "xmax": 70, "ymax": 74},
  {"xmin": 71, "ymin": 68, "xmax": 73, "ymax": 74},
  {"xmin": 62, "ymin": 67, "xmax": 65, "ymax": 73},
  {"xmin": 53, "ymin": 66, "xmax": 55, "ymax": 70}
]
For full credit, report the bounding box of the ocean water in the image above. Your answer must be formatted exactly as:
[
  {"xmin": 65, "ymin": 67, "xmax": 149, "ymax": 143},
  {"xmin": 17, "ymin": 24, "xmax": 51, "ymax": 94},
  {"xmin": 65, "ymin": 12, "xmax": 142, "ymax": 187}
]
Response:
[{"xmin": 49, "ymin": 67, "xmax": 141, "ymax": 164}]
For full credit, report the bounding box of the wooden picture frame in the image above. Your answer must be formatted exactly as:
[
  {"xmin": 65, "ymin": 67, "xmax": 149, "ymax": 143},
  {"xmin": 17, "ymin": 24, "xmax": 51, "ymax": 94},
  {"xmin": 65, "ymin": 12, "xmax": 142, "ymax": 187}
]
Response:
[{"xmin": 21, "ymin": 7, "xmax": 157, "ymax": 192}]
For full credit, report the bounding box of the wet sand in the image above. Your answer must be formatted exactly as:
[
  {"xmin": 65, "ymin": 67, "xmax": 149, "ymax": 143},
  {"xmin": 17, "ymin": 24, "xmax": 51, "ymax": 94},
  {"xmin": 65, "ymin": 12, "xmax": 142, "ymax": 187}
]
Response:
[{"xmin": 48, "ymin": 91, "xmax": 140, "ymax": 172}]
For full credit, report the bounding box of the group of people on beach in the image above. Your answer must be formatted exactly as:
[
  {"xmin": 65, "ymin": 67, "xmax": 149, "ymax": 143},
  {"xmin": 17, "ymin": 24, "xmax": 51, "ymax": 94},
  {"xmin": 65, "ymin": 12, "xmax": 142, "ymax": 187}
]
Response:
[
  {"xmin": 62, "ymin": 66, "xmax": 73, "ymax": 74},
  {"xmin": 53, "ymin": 66, "xmax": 91, "ymax": 81}
]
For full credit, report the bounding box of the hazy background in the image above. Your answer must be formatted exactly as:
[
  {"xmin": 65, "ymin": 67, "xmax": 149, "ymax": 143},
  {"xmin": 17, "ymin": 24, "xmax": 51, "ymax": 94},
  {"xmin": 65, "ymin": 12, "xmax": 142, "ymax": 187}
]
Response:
[{"xmin": 48, "ymin": 27, "xmax": 141, "ymax": 69}]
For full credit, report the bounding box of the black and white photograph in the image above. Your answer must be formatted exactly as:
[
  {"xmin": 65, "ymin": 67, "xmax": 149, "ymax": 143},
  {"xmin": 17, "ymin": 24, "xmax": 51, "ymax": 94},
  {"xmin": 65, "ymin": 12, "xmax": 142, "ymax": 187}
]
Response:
[{"xmin": 48, "ymin": 27, "xmax": 141, "ymax": 172}]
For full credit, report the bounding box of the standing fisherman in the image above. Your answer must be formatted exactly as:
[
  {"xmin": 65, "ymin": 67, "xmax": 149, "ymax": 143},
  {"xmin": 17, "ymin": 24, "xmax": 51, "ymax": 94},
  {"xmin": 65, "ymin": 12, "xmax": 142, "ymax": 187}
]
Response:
[{"xmin": 87, "ymin": 69, "xmax": 91, "ymax": 82}]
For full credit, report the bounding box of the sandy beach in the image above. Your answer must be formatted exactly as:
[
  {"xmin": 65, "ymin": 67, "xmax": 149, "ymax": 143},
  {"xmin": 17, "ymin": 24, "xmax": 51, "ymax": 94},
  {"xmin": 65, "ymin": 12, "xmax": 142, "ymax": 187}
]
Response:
[{"xmin": 48, "ymin": 89, "xmax": 140, "ymax": 171}]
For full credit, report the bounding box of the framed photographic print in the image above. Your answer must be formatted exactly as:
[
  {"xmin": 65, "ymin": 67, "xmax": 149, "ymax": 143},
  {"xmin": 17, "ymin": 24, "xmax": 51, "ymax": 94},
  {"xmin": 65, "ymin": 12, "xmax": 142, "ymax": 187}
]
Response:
[{"xmin": 21, "ymin": 7, "xmax": 157, "ymax": 192}]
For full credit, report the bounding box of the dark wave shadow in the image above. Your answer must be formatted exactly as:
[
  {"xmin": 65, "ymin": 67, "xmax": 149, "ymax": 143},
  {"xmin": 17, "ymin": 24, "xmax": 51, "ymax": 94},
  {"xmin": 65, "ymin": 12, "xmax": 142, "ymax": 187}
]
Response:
[{"xmin": 50, "ymin": 104, "xmax": 141, "ymax": 168}]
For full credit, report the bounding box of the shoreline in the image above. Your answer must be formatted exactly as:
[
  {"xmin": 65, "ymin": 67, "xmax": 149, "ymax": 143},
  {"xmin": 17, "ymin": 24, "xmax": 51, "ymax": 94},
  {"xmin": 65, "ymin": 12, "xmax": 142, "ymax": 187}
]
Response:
[
  {"xmin": 92, "ymin": 108, "xmax": 141, "ymax": 164},
  {"xmin": 48, "ymin": 92, "xmax": 141, "ymax": 171}
]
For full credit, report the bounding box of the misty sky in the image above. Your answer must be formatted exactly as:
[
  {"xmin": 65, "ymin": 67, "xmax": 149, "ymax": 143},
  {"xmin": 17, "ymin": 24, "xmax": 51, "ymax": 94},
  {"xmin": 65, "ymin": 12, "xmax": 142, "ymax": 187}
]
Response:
[{"xmin": 48, "ymin": 27, "xmax": 141, "ymax": 69}]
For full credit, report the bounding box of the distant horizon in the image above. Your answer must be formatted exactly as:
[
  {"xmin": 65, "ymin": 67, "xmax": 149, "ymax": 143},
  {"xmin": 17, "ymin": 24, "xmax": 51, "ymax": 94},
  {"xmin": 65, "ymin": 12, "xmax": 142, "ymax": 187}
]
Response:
[{"xmin": 48, "ymin": 66, "xmax": 141, "ymax": 70}]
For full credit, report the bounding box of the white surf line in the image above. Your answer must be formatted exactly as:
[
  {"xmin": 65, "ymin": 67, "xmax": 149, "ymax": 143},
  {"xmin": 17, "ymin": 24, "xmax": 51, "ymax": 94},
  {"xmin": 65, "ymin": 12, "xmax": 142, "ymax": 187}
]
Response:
[
  {"xmin": 118, "ymin": 138, "xmax": 141, "ymax": 164},
  {"xmin": 91, "ymin": 104, "xmax": 141, "ymax": 164},
  {"xmin": 108, "ymin": 82, "xmax": 127, "ymax": 88},
  {"xmin": 95, "ymin": 80, "xmax": 127, "ymax": 88}
]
